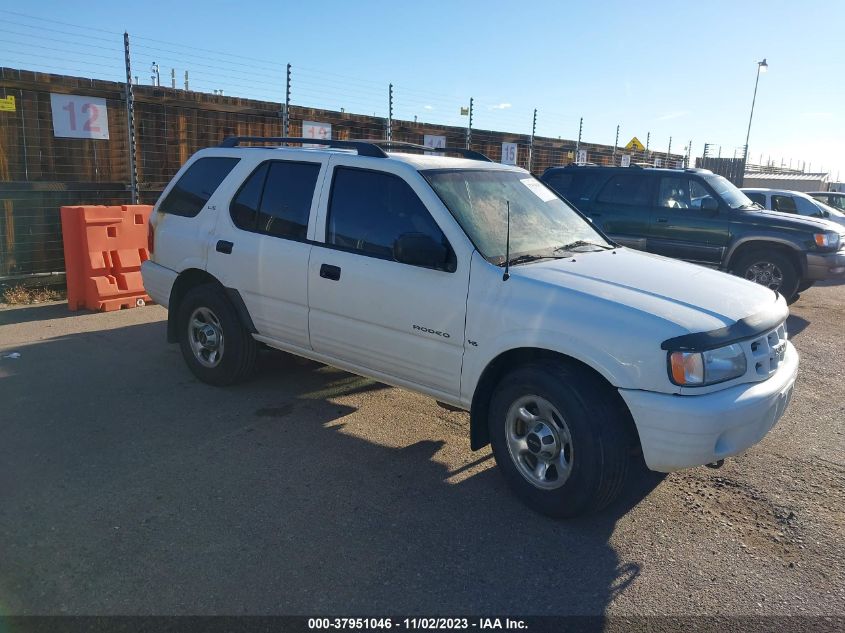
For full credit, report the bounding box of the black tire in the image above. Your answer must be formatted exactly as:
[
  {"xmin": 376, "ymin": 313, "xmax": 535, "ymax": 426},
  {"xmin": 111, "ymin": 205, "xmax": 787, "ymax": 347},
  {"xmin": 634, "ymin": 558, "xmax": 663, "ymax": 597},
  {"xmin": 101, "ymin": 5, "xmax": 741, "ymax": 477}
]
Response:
[
  {"xmin": 796, "ymin": 280, "xmax": 815, "ymax": 293},
  {"xmin": 488, "ymin": 361, "xmax": 634, "ymax": 519},
  {"xmin": 177, "ymin": 283, "xmax": 257, "ymax": 386},
  {"xmin": 732, "ymin": 249, "xmax": 799, "ymax": 301}
]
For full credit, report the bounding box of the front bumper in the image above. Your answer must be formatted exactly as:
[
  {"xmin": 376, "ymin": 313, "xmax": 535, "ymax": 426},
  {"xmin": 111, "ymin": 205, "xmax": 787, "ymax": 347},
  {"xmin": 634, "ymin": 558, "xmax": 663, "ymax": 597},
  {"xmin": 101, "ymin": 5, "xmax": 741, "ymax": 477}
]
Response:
[
  {"xmin": 805, "ymin": 250, "xmax": 845, "ymax": 281},
  {"xmin": 619, "ymin": 341, "xmax": 798, "ymax": 472}
]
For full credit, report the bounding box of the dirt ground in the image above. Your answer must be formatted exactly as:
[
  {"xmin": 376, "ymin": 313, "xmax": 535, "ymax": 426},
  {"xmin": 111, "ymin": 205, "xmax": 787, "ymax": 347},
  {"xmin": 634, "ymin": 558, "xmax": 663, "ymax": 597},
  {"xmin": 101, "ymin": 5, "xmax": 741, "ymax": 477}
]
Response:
[{"xmin": 0, "ymin": 282, "xmax": 842, "ymax": 616}]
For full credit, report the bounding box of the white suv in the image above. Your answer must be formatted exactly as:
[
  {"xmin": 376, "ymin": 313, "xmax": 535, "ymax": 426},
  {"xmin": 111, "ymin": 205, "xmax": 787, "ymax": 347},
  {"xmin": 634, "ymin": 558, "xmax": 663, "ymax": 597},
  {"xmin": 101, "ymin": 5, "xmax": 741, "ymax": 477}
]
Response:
[
  {"xmin": 742, "ymin": 187, "xmax": 845, "ymax": 228},
  {"xmin": 142, "ymin": 138, "xmax": 799, "ymax": 518}
]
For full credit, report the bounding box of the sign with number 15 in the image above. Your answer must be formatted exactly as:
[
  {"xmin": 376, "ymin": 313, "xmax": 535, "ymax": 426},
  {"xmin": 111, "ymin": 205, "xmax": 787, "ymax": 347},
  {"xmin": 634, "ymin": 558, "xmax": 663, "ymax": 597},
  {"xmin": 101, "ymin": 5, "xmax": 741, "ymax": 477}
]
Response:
[{"xmin": 50, "ymin": 94, "xmax": 110, "ymax": 140}]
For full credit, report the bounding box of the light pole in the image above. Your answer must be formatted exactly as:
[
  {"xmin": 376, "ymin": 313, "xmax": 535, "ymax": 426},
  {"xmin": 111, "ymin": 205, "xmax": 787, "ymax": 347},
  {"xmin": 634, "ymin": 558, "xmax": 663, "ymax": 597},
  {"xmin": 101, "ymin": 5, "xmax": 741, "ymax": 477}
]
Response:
[{"xmin": 743, "ymin": 58, "xmax": 768, "ymax": 163}]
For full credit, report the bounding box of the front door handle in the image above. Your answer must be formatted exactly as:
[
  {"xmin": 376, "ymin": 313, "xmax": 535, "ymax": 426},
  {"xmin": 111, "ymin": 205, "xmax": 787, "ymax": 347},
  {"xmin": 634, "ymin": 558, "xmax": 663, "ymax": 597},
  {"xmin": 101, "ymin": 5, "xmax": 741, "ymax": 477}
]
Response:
[
  {"xmin": 656, "ymin": 218, "xmax": 668, "ymax": 223},
  {"xmin": 320, "ymin": 264, "xmax": 341, "ymax": 281},
  {"xmin": 216, "ymin": 240, "xmax": 233, "ymax": 254}
]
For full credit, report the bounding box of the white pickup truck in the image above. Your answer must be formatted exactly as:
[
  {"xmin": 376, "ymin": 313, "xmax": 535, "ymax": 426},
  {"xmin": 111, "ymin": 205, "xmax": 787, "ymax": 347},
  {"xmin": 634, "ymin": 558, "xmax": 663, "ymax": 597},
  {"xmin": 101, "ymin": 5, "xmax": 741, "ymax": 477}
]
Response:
[{"xmin": 141, "ymin": 138, "xmax": 798, "ymax": 518}]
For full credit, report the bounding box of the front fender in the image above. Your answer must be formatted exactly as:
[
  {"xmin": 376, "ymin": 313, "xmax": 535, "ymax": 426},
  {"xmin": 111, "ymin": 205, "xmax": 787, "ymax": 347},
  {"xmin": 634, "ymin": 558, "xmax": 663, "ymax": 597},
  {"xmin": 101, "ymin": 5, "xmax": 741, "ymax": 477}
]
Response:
[{"xmin": 460, "ymin": 328, "xmax": 637, "ymax": 407}]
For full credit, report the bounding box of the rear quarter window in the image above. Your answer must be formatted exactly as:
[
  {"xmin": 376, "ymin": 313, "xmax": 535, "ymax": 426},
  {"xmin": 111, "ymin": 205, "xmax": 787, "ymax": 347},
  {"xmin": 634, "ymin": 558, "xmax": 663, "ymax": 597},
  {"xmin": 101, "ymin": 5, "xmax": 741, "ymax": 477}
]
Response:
[
  {"xmin": 595, "ymin": 174, "xmax": 653, "ymax": 206},
  {"xmin": 543, "ymin": 171, "xmax": 602, "ymax": 203},
  {"xmin": 159, "ymin": 157, "xmax": 240, "ymax": 217}
]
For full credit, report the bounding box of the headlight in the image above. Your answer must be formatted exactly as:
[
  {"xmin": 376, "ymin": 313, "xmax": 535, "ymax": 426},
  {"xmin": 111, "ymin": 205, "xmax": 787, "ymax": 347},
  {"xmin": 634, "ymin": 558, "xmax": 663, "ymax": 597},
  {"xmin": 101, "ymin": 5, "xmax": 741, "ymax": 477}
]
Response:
[
  {"xmin": 669, "ymin": 343, "xmax": 747, "ymax": 386},
  {"xmin": 814, "ymin": 232, "xmax": 840, "ymax": 249}
]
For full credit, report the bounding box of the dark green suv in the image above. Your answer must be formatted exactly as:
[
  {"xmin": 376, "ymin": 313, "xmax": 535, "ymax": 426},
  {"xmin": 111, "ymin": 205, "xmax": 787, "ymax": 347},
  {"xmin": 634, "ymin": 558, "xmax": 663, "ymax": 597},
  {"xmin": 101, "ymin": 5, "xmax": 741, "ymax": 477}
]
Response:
[{"xmin": 541, "ymin": 165, "xmax": 845, "ymax": 299}]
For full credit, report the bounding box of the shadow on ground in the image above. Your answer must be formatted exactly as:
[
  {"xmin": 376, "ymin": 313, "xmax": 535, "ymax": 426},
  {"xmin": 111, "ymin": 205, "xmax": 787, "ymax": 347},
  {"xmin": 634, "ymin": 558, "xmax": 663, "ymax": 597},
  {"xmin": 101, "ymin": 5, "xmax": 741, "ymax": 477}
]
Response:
[
  {"xmin": 0, "ymin": 309, "xmax": 663, "ymax": 615},
  {"xmin": 785, "ymin": 313, "xmax": 810, "ymax": 339}
]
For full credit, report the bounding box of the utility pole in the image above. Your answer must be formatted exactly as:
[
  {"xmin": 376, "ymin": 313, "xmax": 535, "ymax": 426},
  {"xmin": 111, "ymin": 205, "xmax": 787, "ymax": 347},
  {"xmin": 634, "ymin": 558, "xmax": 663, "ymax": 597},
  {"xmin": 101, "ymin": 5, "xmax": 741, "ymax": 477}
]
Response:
[
  {"xmin": 528, "ymin": 108, "xmax": 537, "ymax": 172},
  {"xmin": 645, "ymin": 132, "xmax": 650, "ymax": 160},
  {"xmin": 184, "ymin": 70, "xmax": 189, "ymax": 91},
  {"xmin": 123, "ymin": 32, "xmax": 138, "ymax": 204},
  {"xmin": 666, "ymin": 137, "xmax": 672, "ymax": 163},
  {"xmin": 170, "ymin": 68, "xmax": 175, "ymax": 89}
]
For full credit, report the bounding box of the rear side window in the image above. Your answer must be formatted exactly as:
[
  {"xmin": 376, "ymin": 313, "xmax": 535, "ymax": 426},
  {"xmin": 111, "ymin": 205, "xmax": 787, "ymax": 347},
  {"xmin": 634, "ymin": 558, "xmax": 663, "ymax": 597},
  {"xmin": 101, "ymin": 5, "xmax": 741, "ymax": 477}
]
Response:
[
  {"xmin": 229, "ymin": 161, "xmax": 321, "ymax": 240},
  {"xmin": 159, "ymin": 157, "xmax": 239, "ymax": 217},
  {"xmin": 596, "ymin": 174, "xmax": 653, "ymax": 206},
  {"xmin": 327, "ymin": 167, "xmax": 449, "ymax": 263},
  {"xmin": 543, "ymin": 171, "xmax": 602, "ymax": 202},
  {"xmin": 772, "ymin": 195, "xmax": 798, "ymax": 214}
]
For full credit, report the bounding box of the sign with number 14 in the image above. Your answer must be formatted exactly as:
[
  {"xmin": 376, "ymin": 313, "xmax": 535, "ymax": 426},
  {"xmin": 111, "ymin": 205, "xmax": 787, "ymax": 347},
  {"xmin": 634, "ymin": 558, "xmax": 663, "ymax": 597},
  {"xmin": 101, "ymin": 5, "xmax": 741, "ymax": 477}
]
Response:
[{"xmin": 50, "ymin": 94, "xmax": 110, "ymax": 140}]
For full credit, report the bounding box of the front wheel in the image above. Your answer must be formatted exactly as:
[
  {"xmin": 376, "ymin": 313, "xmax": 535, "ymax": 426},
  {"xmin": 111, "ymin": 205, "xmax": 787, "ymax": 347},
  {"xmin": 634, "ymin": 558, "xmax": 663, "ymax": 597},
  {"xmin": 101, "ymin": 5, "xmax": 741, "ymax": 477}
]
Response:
[
  {"xmin": 488, "ymin": 361, "xmax": 634, "ymax": 518},
  {"xmin": 177, "ymin": 284, "xmax": 257, "ymax": 386},
  {"xmin": 732, "ymin": 250, "xmax": 799, "ymax": 300}
]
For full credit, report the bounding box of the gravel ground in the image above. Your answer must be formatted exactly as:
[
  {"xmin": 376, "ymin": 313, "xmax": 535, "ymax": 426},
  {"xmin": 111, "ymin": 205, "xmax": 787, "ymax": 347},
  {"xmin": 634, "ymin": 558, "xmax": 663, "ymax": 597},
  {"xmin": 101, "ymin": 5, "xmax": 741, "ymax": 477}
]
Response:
[{"xmin": 0, "ymin": 282, "xmax": 842, "ymax": 616}]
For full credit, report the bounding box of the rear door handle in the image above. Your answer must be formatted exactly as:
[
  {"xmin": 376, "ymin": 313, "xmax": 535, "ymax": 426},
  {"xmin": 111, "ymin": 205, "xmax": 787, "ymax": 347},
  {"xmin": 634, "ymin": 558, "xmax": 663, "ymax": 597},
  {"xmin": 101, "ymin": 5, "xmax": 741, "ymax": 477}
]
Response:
[
  {"xmin": 216, "ymin": 240, "xmax": 233, "ymax": 254},
  {"xmin": 320, "ymin": 264, "xmax": 341, "ymax": 281},
  {"xmin": 656, "ymin": 218, "xmax": 668, "ymax": 223}
]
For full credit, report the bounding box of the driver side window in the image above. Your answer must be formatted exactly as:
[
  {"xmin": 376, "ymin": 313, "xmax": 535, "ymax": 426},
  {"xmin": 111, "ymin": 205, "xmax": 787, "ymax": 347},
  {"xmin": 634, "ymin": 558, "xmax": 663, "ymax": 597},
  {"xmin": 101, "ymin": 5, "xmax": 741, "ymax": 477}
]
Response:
[
  {"xmin": 772, "ymin": 195, "xmax": 798, "ymax": 214},
  {"xmin": 327, "ymin": 167, "xmax": 451, "ymax": 269},
  {"xmin": 794, "ymin": 196, "xmax": 824, "ymax": 218},
  {"xmin": 658, "ymin": 177, "xmax": 715, "ymax": 211}
]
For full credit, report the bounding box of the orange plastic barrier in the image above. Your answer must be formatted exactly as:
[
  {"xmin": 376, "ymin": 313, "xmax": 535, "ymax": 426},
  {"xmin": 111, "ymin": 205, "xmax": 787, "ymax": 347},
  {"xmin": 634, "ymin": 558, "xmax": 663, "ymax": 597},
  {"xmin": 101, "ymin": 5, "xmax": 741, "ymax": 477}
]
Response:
[{"xmin": 60, "ymin": 205, "xmax": 154, "ymax": 312}]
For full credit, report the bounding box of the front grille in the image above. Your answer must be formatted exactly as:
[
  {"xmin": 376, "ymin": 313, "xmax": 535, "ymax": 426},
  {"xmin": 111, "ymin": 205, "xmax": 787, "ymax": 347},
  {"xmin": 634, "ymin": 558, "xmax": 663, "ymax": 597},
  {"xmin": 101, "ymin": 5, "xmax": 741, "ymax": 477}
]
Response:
[{"xmin": 748, "ymin": 322, "xmax": 787, "ymax": 378}]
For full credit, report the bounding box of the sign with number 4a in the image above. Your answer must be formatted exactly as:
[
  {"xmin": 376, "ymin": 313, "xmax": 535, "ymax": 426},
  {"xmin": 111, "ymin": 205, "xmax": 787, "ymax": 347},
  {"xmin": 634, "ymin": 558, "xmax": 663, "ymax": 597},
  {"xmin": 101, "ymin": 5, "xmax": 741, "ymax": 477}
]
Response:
[{"xmin": 50, "ymin": 94, "xmax": 109, "ymax": 140}]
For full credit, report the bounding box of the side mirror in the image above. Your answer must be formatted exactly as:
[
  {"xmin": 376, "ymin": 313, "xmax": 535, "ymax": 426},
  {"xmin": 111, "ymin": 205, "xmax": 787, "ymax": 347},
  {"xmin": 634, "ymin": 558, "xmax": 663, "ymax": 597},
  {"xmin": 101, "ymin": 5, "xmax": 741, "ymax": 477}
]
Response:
[
  {"xmin": 700, "ymin": 197, "xmax": 719, "ymax": 212},
  {"xmin": 394, "ymin": 233, "xmax": 448, "ymax": 269}
]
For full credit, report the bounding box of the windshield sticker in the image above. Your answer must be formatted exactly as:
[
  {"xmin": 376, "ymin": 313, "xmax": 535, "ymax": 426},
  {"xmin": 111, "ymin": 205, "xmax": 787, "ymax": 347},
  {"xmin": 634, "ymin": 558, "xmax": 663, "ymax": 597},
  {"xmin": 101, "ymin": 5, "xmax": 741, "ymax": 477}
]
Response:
[{"xmin": 520, "ymin": 178, "xmax": 558, "ymax": 203}]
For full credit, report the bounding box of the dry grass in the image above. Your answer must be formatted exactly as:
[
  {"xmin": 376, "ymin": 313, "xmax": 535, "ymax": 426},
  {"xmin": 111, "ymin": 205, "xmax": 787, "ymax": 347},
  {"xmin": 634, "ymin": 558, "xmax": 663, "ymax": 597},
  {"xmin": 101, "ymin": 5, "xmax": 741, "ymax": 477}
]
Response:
[{"xmin": 0, "ymin": 284, "xmax": 65, "ymax": 305}]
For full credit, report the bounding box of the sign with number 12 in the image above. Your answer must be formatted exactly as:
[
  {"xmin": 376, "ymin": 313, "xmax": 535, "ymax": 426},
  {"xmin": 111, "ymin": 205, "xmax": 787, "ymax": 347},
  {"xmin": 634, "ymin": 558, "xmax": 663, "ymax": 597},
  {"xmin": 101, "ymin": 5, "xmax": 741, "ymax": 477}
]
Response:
[{"xmin": 50, "ymin": 94, "xmax": 109, "ymax": 140}]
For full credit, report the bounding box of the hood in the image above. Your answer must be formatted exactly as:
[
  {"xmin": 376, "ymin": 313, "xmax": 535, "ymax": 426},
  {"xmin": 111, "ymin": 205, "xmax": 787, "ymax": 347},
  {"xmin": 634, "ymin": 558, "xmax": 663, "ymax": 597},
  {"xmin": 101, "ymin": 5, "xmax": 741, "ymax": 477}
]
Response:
[
  {"xmin": 738, "ymin": 208, "xmax": 844, "ymax": 233},
  {"xmin": 821, "ymin": 214, "xmax": 845, "ymax": 229},
  {"xmin": 514, "ymin": 247, "xmax": 786, "ymax": 336}
]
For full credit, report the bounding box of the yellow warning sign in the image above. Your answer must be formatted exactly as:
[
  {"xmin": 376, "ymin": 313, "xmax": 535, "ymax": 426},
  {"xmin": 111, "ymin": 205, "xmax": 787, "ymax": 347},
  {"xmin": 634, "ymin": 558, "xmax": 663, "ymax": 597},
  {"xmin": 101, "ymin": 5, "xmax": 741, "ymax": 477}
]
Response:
[
  {"xmin": 0, "ymin": 95, "xmax": 16, "ymax": 112},
  {"xmin": 625, "ymin": 136, "xmax": 645, "ymax": 152}
]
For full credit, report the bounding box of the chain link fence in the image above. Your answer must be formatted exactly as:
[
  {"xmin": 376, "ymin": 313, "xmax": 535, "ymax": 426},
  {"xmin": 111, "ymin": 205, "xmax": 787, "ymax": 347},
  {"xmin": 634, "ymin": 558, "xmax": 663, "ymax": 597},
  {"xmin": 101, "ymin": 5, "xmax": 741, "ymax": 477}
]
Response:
[{"xmin": 0, "ymin": 12, "xmax": 687, "ymax": 279}]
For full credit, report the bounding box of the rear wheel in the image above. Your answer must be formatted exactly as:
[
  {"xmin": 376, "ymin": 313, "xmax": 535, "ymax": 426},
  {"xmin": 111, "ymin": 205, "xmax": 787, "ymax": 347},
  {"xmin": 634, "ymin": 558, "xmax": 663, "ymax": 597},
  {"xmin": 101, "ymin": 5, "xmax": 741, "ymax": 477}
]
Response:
[
  {"xmin": 177, "ymin": 284, "xmax": 257, "ymax": 386},
  {"xmin": 488, "ymin": 361, "xmax": 634, "ymax": 518},
  {"xmin": 732, "ymin": 250, "xmax": 799, "ymax": 301}
]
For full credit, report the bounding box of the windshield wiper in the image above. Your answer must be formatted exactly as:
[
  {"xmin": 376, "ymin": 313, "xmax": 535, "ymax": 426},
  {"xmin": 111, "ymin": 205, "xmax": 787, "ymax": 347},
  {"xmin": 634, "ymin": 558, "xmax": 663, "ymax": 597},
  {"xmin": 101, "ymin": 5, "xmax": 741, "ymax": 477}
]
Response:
[
  {"xmin": 499, "ymin": 253, "xmax": 561, "ymax": 267},
  {"xmin": 553, "ymin": 240, "xmax": 613, "ymax": 253}
]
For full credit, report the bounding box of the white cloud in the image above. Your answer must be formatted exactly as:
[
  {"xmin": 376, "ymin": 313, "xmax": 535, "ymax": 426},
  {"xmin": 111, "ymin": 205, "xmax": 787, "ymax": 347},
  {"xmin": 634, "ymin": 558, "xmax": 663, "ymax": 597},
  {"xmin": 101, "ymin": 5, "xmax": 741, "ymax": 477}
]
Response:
[
  {"xmin": 424, "ymin": 104, "xmax": 434, "ymax": 110},
  {"xmin": 489, "ymin": 103, "xmax": 512, "ymax": 110}
]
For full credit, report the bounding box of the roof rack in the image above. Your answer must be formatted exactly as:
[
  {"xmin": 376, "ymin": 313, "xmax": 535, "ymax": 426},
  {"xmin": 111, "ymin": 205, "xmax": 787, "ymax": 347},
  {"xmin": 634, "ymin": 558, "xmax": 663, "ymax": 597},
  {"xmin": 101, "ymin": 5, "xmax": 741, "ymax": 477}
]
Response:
[
  {"xmin": 219, "ymin": 136, "xmax": 388, "ymax": 157},
  {"xmin": 367, "ymin": 141, "xmax": 492, "ymax": 162},
  {"xmin": 218, "ymin": 136, "xmax": 492, "ymax": 162}
]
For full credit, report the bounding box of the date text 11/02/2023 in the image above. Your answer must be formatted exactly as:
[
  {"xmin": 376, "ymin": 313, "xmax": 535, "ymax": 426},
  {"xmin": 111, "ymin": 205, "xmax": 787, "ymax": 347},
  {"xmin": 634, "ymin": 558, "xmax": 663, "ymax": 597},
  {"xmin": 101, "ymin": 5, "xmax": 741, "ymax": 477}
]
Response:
[{"xmin": 307, "ymin": 618, "xmax": 528, "ymax": 630}]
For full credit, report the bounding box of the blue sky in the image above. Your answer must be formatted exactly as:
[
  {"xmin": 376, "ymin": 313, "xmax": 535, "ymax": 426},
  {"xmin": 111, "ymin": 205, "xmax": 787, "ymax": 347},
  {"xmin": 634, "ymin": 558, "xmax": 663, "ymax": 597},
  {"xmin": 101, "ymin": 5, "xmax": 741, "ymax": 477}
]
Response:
[{"xmin": 2, "ymin": 0, "xmax": 844, "ymax": 179}]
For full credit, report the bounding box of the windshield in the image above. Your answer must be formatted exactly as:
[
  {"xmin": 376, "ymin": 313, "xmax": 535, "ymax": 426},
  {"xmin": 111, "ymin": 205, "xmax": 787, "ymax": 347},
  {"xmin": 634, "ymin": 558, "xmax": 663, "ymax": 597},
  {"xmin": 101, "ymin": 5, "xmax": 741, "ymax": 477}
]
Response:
[
  {"xmin": 423, "ymin": 169, "xmax": 610, "ymax": 263},
  {"xmin": 705, "ymin": 174, "xmax": 755, "ymax": 209}
]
